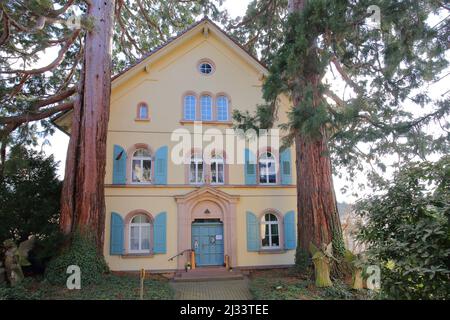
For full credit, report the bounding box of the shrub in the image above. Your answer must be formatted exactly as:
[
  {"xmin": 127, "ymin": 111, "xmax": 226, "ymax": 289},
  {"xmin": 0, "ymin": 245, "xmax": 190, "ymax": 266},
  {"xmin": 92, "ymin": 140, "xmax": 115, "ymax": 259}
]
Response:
[
  {"xmin": 45, "ymin": 231, "xmax": 109, "ymax": 285},
  {"xmin": 356, "ymin": 157, "xmax": 450, "ymax": 299},
  {"xmin": 0, "ymin": 146, "xmax": 62, "ymax": 245},
  {"xmin": 0, "ymin": 278, "xmax": 42, "ymax": 300},
  {"xmin": 27, "ymin": 232, "xmax": 66, "ymax": 274}
]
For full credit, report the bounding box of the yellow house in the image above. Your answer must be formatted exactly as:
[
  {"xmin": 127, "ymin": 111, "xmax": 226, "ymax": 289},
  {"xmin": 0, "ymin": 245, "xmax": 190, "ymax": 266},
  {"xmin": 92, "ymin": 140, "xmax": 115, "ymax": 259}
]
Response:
[{"xmin": 55, "ymin": 17, "xmax": 297, "ymax": 273}]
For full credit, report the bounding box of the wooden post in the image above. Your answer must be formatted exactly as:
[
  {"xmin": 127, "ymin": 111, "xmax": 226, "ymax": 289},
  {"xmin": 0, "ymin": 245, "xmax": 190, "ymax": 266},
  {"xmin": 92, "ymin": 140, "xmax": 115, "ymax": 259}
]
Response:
[
  {"xmin": 190, "ymin": 250, "xmax": 196, "ymax": 269},
  {"xmin": 225, "ymin": 255, "xmax": 229, "ymax": 270},
  {"xmin": 140, "ymin": 268, "xmax": 145, "ymax": 300}
]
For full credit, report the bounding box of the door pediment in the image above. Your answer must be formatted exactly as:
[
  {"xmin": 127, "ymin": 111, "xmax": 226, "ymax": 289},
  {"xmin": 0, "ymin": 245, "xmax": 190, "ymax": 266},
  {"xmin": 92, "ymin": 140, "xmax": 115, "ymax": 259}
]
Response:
[{"xmin": 174, "ymin": 186, "xmax": 239, "ymax": 205}]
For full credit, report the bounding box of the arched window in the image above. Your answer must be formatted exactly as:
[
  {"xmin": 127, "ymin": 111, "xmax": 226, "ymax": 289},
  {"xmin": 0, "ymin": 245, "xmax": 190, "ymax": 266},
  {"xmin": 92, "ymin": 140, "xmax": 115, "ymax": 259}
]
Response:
[
  {"xmin": 200, "ymin": 95, "xmax": 212, "ymax": 121},
  {"xmin": 189, "ymin": 154, "xmax": 204, "ymax": 184},
  {"xmin": 261, "ymin": 213, "xmax": 280, "ymax": 248},
  {"xmin": 216, "ymin": 96, "xmax": 229, "ymax": 121},
  {"xmin": 210, "ymin": 155, "xmax": 224, "ymax": 184},
  {"xmin": 259, "ymin": 152, "xmax": 276, "ymax": 184},
  {"xmin": 137, "ymin": 103, "xmax": 149, "ymax": 120},
  {"xmin": 131, "ymin": 148, "xmax": 152, "ymax": 183},
  {"xmin": 129, "ymin": 214, "xmax": 151, "ymax": 253},
  {"xmin": 184, "ymin": 95, "xmax": 196, "ymax": 120}
]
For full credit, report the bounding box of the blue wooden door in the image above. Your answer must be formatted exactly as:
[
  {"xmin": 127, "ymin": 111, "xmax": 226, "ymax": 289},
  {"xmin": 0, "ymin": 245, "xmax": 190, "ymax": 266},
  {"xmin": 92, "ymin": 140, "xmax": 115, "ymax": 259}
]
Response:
[{"xmin": 192, "ymin": 222, "xmax": 224, "ymax": 266}]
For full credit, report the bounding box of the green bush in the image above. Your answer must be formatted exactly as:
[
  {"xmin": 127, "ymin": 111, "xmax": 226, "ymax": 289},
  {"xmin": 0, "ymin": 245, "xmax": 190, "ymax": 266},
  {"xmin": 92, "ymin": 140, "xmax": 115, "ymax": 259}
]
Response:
[
  {"xmin": 27, "ymin": 232, "xmax": 66, "ymax": 273},
  {"xmin": 45, "ymin": 231, "xmax": 109, "ymax": 285},
  {"xmin": 356, "ymin": 157, "xmax": 450, "ymax": 300},
  {"xmin": 0, "ymin": 146, "xmax": 62, "ymax": 245},
  {"xmin": 0, "ymin": 278, "xmax": 42, "ymax": 300}
]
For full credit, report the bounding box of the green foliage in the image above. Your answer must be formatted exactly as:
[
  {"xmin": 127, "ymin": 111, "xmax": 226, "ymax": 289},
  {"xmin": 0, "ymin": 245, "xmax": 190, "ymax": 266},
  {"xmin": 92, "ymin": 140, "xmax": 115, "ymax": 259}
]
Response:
[
  {"xmin": 227, "ymin": 0, "xmax": 288, "ymax": 65},
  {"xmin": 356, "ymin": 157, "xmax": 450, "ymax": 299},
  {"xmin": 249, "ymin": 269, "xmax": 372, "ymax": 300},
  {"xmin": 29, "ymin": 231, "xmax": 65, "ymax": 273},
  {"xmin": 233, "ymin": 0, "xmax": 449, "ymax": 187},
  {"xmin": 294, "ymin": 247, "xmax": 311, "ymax": 273},
  {"xmin": 0, "ymin": 145, "xmax": 62, "ymax": 244},
  {"xmin": 0, "ymin": 0, "xmax": 226, "ymax": 147},
  {"xmin": 45, "ymin": 231, "xmax": 109, "ymax": 285},
  {"xmin": 0, "ymin": 278, "xmax": 43, "ymax": 300},
  {"xmin": 0, "ymin": 274, "xmax": 173, "ymax": 300}
]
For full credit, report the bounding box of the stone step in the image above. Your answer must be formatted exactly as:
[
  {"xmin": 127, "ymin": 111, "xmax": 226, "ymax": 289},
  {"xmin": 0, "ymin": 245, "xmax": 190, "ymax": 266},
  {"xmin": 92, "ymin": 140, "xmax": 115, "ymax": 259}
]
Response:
[{"xmin": 173, "ymin": 268, "xmax": 244, "ymax": 282}]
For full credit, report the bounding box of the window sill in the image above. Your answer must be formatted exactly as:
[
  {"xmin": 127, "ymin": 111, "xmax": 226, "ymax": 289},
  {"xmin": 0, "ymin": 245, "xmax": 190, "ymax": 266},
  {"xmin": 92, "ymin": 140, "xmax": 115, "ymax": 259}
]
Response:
[
  {"xmin": 180, "ymin": 120, "xmax": 233, "ymax": 126},
  {"xmin": 121, "ymin": 253, "xmax": 153, "ymax": 259},
  {"xmin": 134, "ymin": 118, "xmax": 151, "ymax": 122},
  {"xmin": 258, "ymin": 249, "xmax": 286, "ymax": 254}
]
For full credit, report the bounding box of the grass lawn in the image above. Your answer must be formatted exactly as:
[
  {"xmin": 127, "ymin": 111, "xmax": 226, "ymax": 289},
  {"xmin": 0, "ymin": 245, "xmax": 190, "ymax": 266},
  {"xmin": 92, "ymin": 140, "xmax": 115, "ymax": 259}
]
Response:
[
  {"xmin": 0, "ymin": 273, "xmax": 174, "ymax": 300},
  {"xmin": 249, "ymin": 268, "xmax": 374, "ymax": 300}
]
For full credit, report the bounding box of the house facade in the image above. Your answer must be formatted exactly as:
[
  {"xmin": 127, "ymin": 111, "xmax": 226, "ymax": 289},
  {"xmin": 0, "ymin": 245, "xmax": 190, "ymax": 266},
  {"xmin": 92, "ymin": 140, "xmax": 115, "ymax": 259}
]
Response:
[{"xmin": 55, "ymin": 18, "xmax": 297, "ymax": 272}]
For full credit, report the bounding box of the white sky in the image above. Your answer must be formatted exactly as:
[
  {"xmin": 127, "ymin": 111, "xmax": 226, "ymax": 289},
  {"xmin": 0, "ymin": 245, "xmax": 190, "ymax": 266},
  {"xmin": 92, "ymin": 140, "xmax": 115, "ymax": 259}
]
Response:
[{"xmin": 35, "ymin": 1, "xmax": 448, "ymax": 203}]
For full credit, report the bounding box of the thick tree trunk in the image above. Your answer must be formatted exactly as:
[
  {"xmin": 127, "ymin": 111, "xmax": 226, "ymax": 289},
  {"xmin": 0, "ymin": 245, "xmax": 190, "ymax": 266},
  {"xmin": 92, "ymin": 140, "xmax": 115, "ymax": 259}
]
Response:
[
  {"xmin": 294, "ymin": 129, "xmax": 342, "ymax": 251},
  {"xmin": 288, "ymin": 0, "xmax": 343, "ymax": 255},
  {"xmin": 60, "ymin": 0, "xmax": 115, "ymax": 252}
]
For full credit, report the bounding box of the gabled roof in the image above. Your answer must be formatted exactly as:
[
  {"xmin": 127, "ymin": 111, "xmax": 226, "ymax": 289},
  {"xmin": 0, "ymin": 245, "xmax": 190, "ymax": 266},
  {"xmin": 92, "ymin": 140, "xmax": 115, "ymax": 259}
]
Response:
[{"xmin": 111, "ymin": 16, "xmax": 268, "ymax": 88}]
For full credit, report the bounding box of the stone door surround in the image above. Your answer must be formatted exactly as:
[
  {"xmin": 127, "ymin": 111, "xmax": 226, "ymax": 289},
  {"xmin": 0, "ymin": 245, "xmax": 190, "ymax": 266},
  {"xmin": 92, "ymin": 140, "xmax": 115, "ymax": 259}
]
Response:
[{"xmin": 174, "ymin": 186, "xmax": 239, "ymax": 270}]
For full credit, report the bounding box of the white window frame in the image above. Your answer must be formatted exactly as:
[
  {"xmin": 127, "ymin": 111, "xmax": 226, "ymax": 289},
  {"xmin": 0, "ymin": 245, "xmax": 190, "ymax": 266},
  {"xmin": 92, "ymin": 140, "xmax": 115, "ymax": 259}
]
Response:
[
  {"xmin": 184, "ymin": 95, "xmax": 196, "ymax": 120},
  {"xmin": 261, "ymin": 214, "xmax": 280, "ymax": 249},
  {"xmin": 210, "ymin": 155, "xmax": 225, "ymax": 185},
  {"xmin": 131, "ymin": 149, "xmax": 152, "ymax": 184},
  {"xmin": 259, "ymin": 152, "xmax": 277, "ymax": 185},
  {"xmin": 189, "ymin": 155, "xmax": 204, "ymax": 184},
  {"xmin": 216, "ymin": 96, "xmax": 229, "ymax": 121},
  {"xmin": 200, "ymin": 95, "xmax": 212, "ymax": 121},
  {"xmin": 129, "ymin": 215, "xmax": 151, "ymax": 254}
]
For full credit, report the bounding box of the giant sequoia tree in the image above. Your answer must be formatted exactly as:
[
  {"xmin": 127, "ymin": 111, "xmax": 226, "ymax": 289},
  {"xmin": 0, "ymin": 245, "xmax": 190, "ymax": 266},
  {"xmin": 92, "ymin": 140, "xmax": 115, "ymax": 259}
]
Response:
[{"xmin": 233, "ymin": 0, "xmax": 449, "ymax": 261}]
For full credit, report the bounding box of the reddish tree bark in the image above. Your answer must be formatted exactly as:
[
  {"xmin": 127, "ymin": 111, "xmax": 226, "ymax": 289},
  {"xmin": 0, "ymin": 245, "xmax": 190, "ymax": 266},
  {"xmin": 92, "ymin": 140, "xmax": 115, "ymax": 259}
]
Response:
[
  {"xmin": 289, "ymin": 0, "xmax": 343, "ymax": 254},
  {"xmin": 294, "ymin": 129, "xmax": 342, "ymax": 252},
  {"xmin": 60, "ymin": 0, "xmax": 115, "ymax": 252}
]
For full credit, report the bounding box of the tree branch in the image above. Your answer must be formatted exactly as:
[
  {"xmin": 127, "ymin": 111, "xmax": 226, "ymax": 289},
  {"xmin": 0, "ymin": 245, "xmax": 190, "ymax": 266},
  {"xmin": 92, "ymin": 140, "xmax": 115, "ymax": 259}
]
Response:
[
  {"xmin": 32, "ymin": 87, "xmax": 77, "ymax": 110},
  {"xmin": 0, "ymin": 30, "xmax": 80, "ymax": 75},
  {"xmin": 0, "ymin": 12, "xmax": 10, "ymax": 46},
  {"xmin": 330, "ymin": 55, "xmax": 363, "ymax": 95},
  {"xmin": 0, "ymin": 101, "xmax": 74, "ymax": 125}
]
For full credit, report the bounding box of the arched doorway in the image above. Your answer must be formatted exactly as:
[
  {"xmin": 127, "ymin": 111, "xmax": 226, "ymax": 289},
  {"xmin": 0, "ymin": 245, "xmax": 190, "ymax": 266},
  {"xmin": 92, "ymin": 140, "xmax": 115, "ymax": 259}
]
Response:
[{"xmin": 175, "ymin": 187, "xmax": 239, "ymax": 270}]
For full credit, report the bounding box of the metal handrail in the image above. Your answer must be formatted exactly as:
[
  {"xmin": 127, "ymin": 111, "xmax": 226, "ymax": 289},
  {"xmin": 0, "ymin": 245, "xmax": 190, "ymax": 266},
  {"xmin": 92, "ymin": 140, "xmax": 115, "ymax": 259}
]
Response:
[{"xmin": 168, "ymin": 249, "xmax": 192, "ymax": 261}]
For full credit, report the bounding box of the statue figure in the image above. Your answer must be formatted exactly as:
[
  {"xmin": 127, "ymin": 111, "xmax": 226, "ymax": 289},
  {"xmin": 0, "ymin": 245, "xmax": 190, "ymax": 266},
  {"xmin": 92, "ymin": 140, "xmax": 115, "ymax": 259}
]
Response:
[{"xmin": 3, "ymin": 236, "xmax": 35, "ymax": 286}]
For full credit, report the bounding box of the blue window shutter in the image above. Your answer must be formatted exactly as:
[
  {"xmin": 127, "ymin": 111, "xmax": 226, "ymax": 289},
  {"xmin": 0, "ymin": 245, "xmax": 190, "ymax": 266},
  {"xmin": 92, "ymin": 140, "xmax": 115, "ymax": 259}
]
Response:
[
  {"xmin": 280, "ymin": 148, "xmax": 292, "ymax": 185},
  {"xmin": 153, "ymin": 212, "xmax": 167, "ymax": 254},
  {"xmin": 244, "ymin": 148, "xmax": 257, "ymax": 185},
  {"xmin": 110, "ymin": 212, "xmax": 124, "ymax": 255},
  {"xmin": 154, "ymin": 146, "xmax": 168, "ymax": 185},
  {"xmin": 246, "ymin": 211, "xmax": 260, "ymax": 251},
  {"xmin": 284, "ymin": 210, "xmax": 296, "ymax": 250},
  {"xmin": 113, "ymin": 145, "xmax": 127, "ymax": 184}
]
